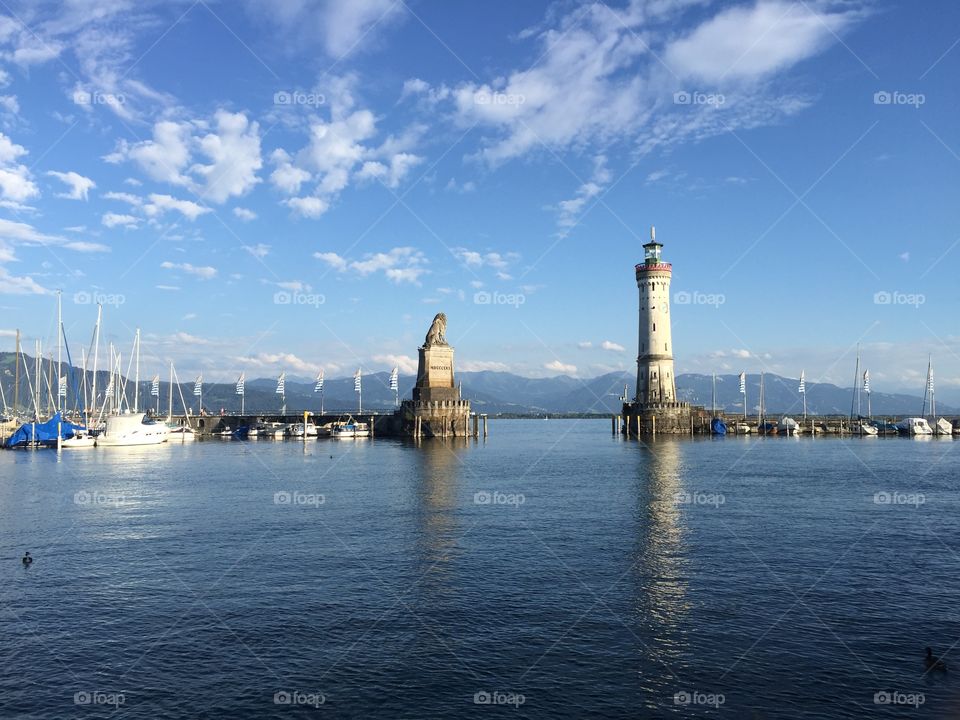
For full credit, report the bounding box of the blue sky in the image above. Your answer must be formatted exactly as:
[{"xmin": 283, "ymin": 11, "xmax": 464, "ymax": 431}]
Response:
[{"xmin": 0, "ymin": 0, "xmax": 958, "ymax": 399}]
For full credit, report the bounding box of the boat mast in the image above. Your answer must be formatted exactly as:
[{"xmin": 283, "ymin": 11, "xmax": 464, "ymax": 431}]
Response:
[
  {"xmin": 168, "ymin": 361, "xmax": 173, "ymax": 420},
  {"xmin": 711, "ymin": 373, "xmax": 716, "ymax": 418},
  {"xmin": 90, "ymin": 304, "xmax": 101, "ymax": 420},
  {"xmin": 133, "ymin": 328, "xmax": 140, "ymax": 414},
  {"xmin": 929, "ymin": 356, "xmax": 936, "ymax": 420},
  {"xmin": 13, "ymin": 329, "xmax": 20, "ymax": 417},
  {"xmin": 56, "ymin": 290, "xmax": 62, "ymax": 412}
]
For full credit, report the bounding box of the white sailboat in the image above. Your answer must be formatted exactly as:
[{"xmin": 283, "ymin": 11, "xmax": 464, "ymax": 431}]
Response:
[
  {"xmin": 923, "ymin": 357, "xmax": 952, "ymax": 436},
  {"xmin": 849, "ymin": 346, "xmax": 877, "ymax": 436}
]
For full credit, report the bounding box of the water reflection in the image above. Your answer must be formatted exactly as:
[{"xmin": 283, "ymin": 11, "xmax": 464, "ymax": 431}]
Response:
[
  {"xmin": 632, "ymin": 439, "xmax": 691, "ymax": 681},
  {"xmin": 412, "ymin": 439, "xmax": 469, "ymax": 586}
]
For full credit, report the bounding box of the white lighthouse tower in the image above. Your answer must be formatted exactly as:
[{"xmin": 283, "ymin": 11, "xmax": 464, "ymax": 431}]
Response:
[{"xmin": 635, "ymin": 226, "xmax": 676, "ymax": 405}]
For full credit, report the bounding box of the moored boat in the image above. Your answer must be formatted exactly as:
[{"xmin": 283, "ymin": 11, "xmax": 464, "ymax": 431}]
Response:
[
  {"xmin": 331, "ymin": 418, "xmax": 370, "ymax": 438},
  {"xmin": 935, "ymin": 418, "xmax": 953, "ymax": 436},
  {"xmin": 96, "ymin": 413, "xmax": 169, "ymax": 447},
  {"xmin": 896, "ymin": 417, "xmax": 933, "ymax": 436}
]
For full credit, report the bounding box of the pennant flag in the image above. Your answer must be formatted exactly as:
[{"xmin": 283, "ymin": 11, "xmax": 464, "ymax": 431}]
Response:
[
  {"xmin": 150, "ymin": 374, "xmax": 160, "ymax": 397},
  {"xmin": 798, "ymin": 371, "xmax": 805, "ymax": 394},
  {"xmin": 105, "ymin": 376, "xmax": 114, "ymax": 395},
  {"xmin": 354, "ymin": 368, "xmax": 362, "ymax": 393},
  {"xmin": 389, "ymin": 366, "xmax": 399, "ymax": 391},
  {"xmin": 927, "ymin": 366, "xmax": 934, "ymax": 393},
  {"xmin": 58, "ymin": 376, "xmax": 67, "ymax": 397},
  {"xmin": 863, "ymin": 370, "xmax": 870, "ymax": 394},
  {"xmin": 236, "ymin": 372, "xmax": 245, "ymax": 396},
  {"xmin": 276, "ymin": 372, "xmax": 285, "ymax": 395},
  {"xmin": 738, "ymin": 372, "xmax": 746, "ymax": 394},
  {"xmin": 314, "ymin": 370, "xmax": 324, "ymax": 393},
  {"xmin": 193, "ymin": 375, "xmax": 202, "ymax": 396}
]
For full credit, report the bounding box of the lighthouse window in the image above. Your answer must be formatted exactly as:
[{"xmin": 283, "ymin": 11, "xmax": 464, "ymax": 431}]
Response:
[
  {"xmin": 652, "ymin": 323, "xmax": 656, "ymax": 332},
  {"xmin": 665, "ymin": 343, "xmax": 668, "ymax": 351}
]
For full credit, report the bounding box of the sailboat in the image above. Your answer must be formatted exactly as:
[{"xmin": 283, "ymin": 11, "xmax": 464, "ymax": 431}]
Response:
[
  {"xmin": 710, "ymin": 373, "xmax": 727, "ymax": 436},
  {"xmin": 923, "ymin": 356, "xmax": 953, "ymax": 436},
  {"xmin": 849, "ymin": 346, "xmax": 877, "ymax": 436}
]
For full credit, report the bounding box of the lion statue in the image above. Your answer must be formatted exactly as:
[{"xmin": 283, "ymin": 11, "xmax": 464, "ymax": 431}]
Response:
[{"xmin": 424, "ymin": 312, "xmax": 448, "ymax": 347}]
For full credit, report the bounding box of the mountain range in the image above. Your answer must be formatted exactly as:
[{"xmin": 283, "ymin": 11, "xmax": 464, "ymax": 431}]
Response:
[{"xmin": 1, "ymin": 353, "xmax": 952, "ymax": 417}]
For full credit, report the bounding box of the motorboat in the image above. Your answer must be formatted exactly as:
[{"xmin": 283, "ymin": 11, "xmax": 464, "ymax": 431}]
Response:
[
  {"xmin": 95, "ymin": 413, "xmax": 169, "ymax": 446},
  {"xmin": 896, "ymin": 417, "xmax": 933, "ymax": 436},
  {"xmin": 166, "ymin": 425, "xmax": 197, "ymax": 441},
  {"xmin": 779, "ymin": 417, "xmax": 801, "ymax": 436},
  {"xmin": 331, "ymin": 418, "xmax": 370, "ymax": 438},
  {"xmin": 288, "ymin": 422, "xmax": 318, "ymax": 438},
  {"xmin": 735, "ymin": 423, "xmax": 752, "ymax": 434},
  {"xmin": 61, "ymin": 429, "xmax": 96, "ymax": 448},
  {"xmin": 935, "ymin": 418, "xmax": 953, "ymax": 436},
  {"xmin": 849, "ymin": 420, "xmax": 878, "ymax": 436}
]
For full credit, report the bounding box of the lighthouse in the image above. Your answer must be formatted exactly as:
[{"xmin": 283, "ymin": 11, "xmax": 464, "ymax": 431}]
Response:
[
  {"xmin": 622, "ymin": 225, "xmax": 695, "ymax": 435},
  {"xmin": 635, "ymin": 226, "xmax": 676, "ymax": 405}
]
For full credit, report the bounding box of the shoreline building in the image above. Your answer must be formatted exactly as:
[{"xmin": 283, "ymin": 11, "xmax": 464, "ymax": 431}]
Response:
[{"xmin": 622, "ymin": 227, "xmax": 695, "ymax": 434}]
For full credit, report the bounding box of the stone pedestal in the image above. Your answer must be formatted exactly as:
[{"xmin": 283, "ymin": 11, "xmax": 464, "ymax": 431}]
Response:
[
  {"xmin": 413, "ymin": 345, "xmax": 458, "ymax": 403},
  {"xmin": 404, "ymin": 344, "xmax": 472, "ymax": 437}
]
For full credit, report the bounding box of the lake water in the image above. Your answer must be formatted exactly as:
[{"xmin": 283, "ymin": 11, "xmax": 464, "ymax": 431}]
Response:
[{"xmin": 1, "ymin": 420, "xmax": 958, "ymax": 718}]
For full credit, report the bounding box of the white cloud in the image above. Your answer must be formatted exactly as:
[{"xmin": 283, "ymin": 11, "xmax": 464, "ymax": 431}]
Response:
[
  {"xmin": 285, "ymin": 195, "xmax": 329, "ymax": 218},
  {"xmin": 314, "ymin": 247, "xmax": 428, "ymax": 284},
  {"xmin": 102, "ymin": 213, "xmax": 139, "ymax": 229},
  {"xmin": 244, "ymin": 0, "xmax": 405, "ymax": 57},
  {"xmin": 107, "ymin": 111, "xmax": 263, "ymax": 203},
  {"xmin": 557, "ymin": 156, "xmax": 610, "ymax": 232},
  {"xmin": 0, "ymin": 266, "xmax": 47, "ymax": 295},
  {"xmin": 160, "ymin": 261, "xmax": 218, "ymax": 280},
  {"xmin": 460, "ymin": 360, "xmax": 511, "ymax": 372},
  {"xmin": 233, "ymin": 207, "xmax": 257, "ymax": 222},
  {"xmin": 47, "ymin": 170, "xmax": 95, "ymax": 200},
  {"xmin": 0, "ymin": 132, "xmax": 39, "ymax": 204},
  {"xmin": 429, "ymin": 0, "xmax": 861, "ymax": 166},
  {"xmin": 231, "ymin": 351, "xmax": 318, "ymax": 375},
  {"xmin": 544, "ymin": 360, "xmax": 577, "ymax": 375},
  {"xmin": 269, "ymin": 148, "xmax": 312, "ymax": 194},
  {"xmin": 191, "ymin": 110, "xmax": 263, "ymax": 203},
  {"xmin": 664, "ymin": 1, "xmax": 860, "ymax": 82},
  {"xmin": 243, "ymin": 243, "xmax": 270, "ymax": 259},
  {"xmin": 313, "ymin": 251, "xmax": 348, "ymax": 271},
  {"xmin": 372, "ymin": 353, "xmax": 417, "ymax": 375},
  {"xmin": 453, "ymin": 248, "xmax": 520, "ymax": 270},
  {"xmin": 601, "ymin": 340, "xmax": 625, "ymax": 352},
  {"xmin": 578, "ymin": 341, "xmax": 593, "ymax": 349},
  {"xmin": 103, "ymin": 191, "xmax": 142, "ymax": 206},
  {"xmin": 63, "ymin": 241, "xmax": 109, "ymax": 253},
  {"xmin": 144, "ymin": 194, "xmax": 210, "ymax": 221}
]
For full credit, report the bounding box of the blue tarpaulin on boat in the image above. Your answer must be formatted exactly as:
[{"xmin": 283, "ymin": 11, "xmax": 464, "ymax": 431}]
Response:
[
  {"xmin": 710, "ymin": 417, "xmax": 727, "ymax": 436},
  {"xmin": 5, "ymin": 413, "xmax": 84, "ymax": 448}
]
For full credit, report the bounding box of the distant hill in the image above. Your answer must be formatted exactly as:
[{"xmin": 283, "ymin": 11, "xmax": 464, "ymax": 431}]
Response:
[{"xmin": 0, "ymin": 353, "xmax": 952, "ymax": 417}]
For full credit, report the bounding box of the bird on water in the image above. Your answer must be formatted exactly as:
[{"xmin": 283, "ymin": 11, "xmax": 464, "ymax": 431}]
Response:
[
  {"xmin": 21, "ymin": 551, "xmax": 32, "ymax": 566},
  {"xmin": 925, "ymin": 647, "xmax": 947, "ymax": 672}
]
